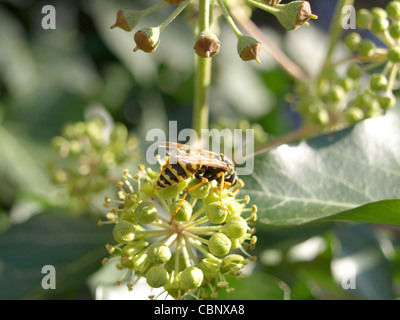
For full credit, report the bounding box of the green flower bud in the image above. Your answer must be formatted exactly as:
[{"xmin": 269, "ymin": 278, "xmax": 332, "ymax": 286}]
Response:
[
  {"xmin": 146, "ymin": 266, "xmax": 169, "ymax": 288},
  {"xmin": 337, "ymin": 77, "xmax": 356, "ymax": 91},
  {"xmin": 389, "ymin": 21, "xmax": 400, "ymax": 39},
  {"xmin": 388, "ymin": 47, "xmax": 400, "ymax": 63},
  {"xmin": 132, "ymin": 252, "xmax": 150, "ymax": 274},
  {"xmin": 364, "ymin": 99, "xmax": 382, "ymax": 118},
  {"xmin": 356, "ymin": 9, "xmax": 372, "ymax": 29},
  {"xmin": 51, "ymin": 136, "xmax": 70, "ymax": 157},
  {"xmin": 158, "ymin": 184, "xmax": 179, "ymax": 199},
  {"xmin": 358, "ymin": 39, "xmax": 375, "ymax": 57},
  {"xmin": 120, "ymin": 255, "xmax": 135, "ymax": 269},
  {"xmin": 345, "ymin": 107, "xmax": 364, "ymax": 124},
  {"xmin": 220, "ymin": 254, "xmax": 245, "ymax": 273},
  {"xmin": 202, "ymin": 257, "xmax": 222, "ymax": 272},
  {"xmin": 371, "ymin": 17, "xmax": 389, "ymax": 34},
  {"xmin": 327, "ymin": 84, "xmax": 345, "ymax": 103},
  {"xmin": 135, "ymin": 201, "xmax": 158, "ymax": 224},
  {"xmin": 226, "ymin": 199, "xmax": 243, "ymax": 215},
  {"xmin": 187, "ymin": 178, "xmax": 211, "ymax": 199},
  {"xmin": 206, "ymin": 202, "xmax": 228, "ymax": 224},
  {"xmin": 226, "ymin": 216, "xmax": 248, "ymax": 239},
  {"xmin": 169, "ymin": 200, "xmax": 192, "ymax": 221},
  {"xmin": 378, "ymin": 92, "xmax": 396, "ymax": 109},
  {"xmin": 147, "ymin": 242, "xmax": 172, "ymax": 265},
  {"xmin": 204, "ymin": 189, "xmax": 222, "ymax": 205},
  {"xmin": 111, "ymin": 9, "xmax": 143, "ymax": 32},
  {"xmin": 371, "ymin": 7, "xmax": 387, "ymax": 19},
  {"xmin": 180, "ymin": 266, "xmax": 204, "ymax": 290},
  {"xmin": 344, "ymin": 32, "xmax": 361, "ymax": 52},
  {"xmin": 387, "ymin": 1, "xmax": 400, "ymax": 19},
  {"xmin": 194, "ymin": 31, "xmax": 220, "ymax": 58},
  {"xmin": 315, "ymin": 109, "xmax": 330, "ymax": 126},
  {"xmin": 208, "ymin": 233, "xmax": 232, "ymax": 256},
  {"xmin": 274, "ymin": 1, "xmax": 318, "ymax": 30},
  {"xmin": 369, "ymin": 73, "xmax": 388, "ymax": 92},
  {"xmin": 68, "ymin": 140, "xmax": 82, "ymax": 156},
  {"xmin": 347, "ymin": 63, "xmax": 363, "ymax": 79},
  {"xmin": 237, "ymin": 35, "xmax": 262, "ymax": 64},
  {"xmin": 133, "ymin": 27, "xmax": 160, "ymax": 53},
  {"xmin": 113, "ymin": 220, "xmax": 135, "ymax": 243}
]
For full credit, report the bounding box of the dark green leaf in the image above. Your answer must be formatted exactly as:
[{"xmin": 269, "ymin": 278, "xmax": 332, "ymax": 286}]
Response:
[
  {"xmin": 331, "ymin": 225, "xmax": 394, "ymax": 299},
  {"xmin": 243, "ymin": 109, "xmax": 400, "ymax": 226},
  {"xmin": 0, "ymin": 211, "xmax": 113, "ymax": 299}
]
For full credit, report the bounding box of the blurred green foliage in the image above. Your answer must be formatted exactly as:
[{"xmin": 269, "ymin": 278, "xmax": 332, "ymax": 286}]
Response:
[{"xmin": 0, "ymin": 0, "xmax": 399, "ymax": 300}]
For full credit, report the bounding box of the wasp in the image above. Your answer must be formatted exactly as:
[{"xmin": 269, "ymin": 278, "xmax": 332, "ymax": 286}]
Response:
[{"xmin": 151, "ymin": 142, "xmax": 242, "ymax": 224}]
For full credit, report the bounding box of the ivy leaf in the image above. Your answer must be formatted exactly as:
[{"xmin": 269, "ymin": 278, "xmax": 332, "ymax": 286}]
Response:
[
  {"xmin": 0, "ymin": 211, "xmax": 113, "ymax": 299},
  {"xmin": 243, "ymin": 108, "xmax": 400, "ymax": 226}
]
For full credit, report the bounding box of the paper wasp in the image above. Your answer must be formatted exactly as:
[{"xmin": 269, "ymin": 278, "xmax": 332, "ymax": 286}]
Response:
[{"xmin": 151, "ymin": 142, "xmax": 242, "ymax": 224}]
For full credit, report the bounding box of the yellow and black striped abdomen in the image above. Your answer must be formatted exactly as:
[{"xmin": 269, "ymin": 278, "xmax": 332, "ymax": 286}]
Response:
[{"xmin": 156, "ymin": 159, "xmax": 201, "ymax": 189}]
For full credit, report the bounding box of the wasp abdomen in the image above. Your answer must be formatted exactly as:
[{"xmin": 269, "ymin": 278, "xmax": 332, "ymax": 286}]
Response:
[{"xmin": 156, "ymin": 159, "xmax": 201, "ymax": 189}]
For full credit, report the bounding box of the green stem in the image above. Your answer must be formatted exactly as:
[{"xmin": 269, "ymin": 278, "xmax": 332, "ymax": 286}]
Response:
[
  {"xmin": 386, "ymin": 63, "xmax": 398, "ymax": 93},
  {"xmin": 216, "ymin": 0, "xmax": 243, "ymax": 37},
  {"xmin": 142, "ymin": 1, "xmax": 167, "ymax": 17},
  {"xmin": 246, "ymin": 0, "xmax": 280, "ymax": 14},
  {"xmin": 159, "ymin": 0, "xmax": 190, "ymax": 31},
  {"xmin": 321, "ymin": 0, "xmax": 354, "ymax": 70},
  {"xmin": 193, "ymin": 0, "xmax": 212, "ymax": 137}
]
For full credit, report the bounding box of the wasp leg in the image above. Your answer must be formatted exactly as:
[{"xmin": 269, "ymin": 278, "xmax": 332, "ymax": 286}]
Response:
[
  {"xmin": 151, "ymin": 158, "xmax": 170, "ymax": 200},
  {"xmin": 231, "ymin": 179, "xmax": 243, "ymax": 193},
  {"xmin": 169, "ymin": 177, "xmax": 209, "ymax": 224},
  {"xmin": 217, "ymin": 173, "xmax": 232, "ymax": 216}
]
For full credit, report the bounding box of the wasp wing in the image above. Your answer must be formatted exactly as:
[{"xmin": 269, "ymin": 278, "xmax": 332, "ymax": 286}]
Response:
[{"xmin": 158, "ymin": 141, "xmax": 222, "ymax": 159}]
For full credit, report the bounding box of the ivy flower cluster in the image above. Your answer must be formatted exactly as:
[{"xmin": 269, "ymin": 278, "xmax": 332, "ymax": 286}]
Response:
[
  {"xmin": 111, "ymin": 0, "xmax": 317, "ymax": 64},
  {"xmin": 294, "ymin": 2, "xmax": 400, "ymax": 130},
  {"xmin": 99, "ymin": 163, "xmax": 257, "ymax": 300},
  {"xmin": 49, "ymin": 119, "xmax": 138, "ymax": 211}
]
